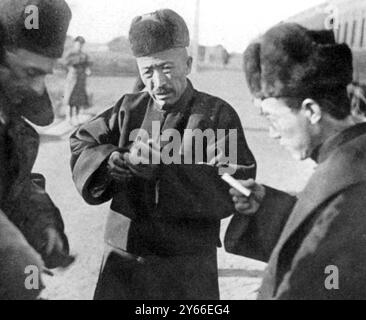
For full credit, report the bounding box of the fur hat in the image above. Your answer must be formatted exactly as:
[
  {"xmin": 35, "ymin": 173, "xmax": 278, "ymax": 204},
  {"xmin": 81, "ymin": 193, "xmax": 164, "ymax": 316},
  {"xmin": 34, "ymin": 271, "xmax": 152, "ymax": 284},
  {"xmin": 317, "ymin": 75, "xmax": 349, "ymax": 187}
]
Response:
[
  {"xmin": 129, "ymin": 9, "xmax": 190, "ymax": 57},
  {"xmin": 0, "ymin": 0, "xmax": 72, "ymax": 58},
  {"xmin": 244, "ymin": 23, "xmax": 353, "ymax": 99}
]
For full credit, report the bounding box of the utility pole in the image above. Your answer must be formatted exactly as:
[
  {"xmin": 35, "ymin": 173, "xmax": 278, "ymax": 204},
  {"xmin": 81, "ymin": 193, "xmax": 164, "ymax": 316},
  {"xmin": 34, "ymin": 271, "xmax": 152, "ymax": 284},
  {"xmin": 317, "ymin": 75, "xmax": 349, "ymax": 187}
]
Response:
[{"xmin": 192, "ymin": 0, "xmax": 201, "ymax": 73}]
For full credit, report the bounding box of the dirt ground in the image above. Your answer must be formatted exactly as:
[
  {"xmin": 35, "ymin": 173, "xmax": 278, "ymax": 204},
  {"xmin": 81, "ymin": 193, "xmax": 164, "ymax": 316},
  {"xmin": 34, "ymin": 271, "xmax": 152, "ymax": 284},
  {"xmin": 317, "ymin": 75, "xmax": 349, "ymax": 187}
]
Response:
[{"xmin": 34, "ymin": 70, "xmax": 315, "ymax": 300}]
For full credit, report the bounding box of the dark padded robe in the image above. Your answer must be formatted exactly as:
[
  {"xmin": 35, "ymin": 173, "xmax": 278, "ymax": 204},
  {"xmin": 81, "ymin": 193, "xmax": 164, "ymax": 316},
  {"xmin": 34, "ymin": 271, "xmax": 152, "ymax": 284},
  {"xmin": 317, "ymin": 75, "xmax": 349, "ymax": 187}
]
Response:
[
  {"xmin": 225, "ymin": 123, "xmax": 366, "ymax": 300},
  {"xmin": 70, "ymin": 81, "xmax": 256, "ymax": 300}
]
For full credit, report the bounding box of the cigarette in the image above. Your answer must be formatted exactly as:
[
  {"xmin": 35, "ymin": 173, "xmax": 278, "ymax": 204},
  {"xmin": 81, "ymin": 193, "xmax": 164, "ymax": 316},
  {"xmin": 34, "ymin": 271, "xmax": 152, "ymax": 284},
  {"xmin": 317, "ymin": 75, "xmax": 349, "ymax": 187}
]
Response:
[{"xmin": 221, "ymin": 173, "xmax": 252, "ymax": 197}]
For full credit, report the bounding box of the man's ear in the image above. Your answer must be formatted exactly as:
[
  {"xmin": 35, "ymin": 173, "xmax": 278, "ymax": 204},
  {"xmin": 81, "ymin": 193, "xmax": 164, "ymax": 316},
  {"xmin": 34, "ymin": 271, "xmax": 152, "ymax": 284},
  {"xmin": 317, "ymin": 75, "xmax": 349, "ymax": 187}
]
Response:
[
  {"xmin": 301, "ymin": 98, "xmax": 322, "ymax": 125},
  {"xmin": 351, "ymin": 99, "xmax": 366, "ymax": 122},
  {"xmin": 186, "ymin": 56, "xmax": 193, "ymax": 75}
]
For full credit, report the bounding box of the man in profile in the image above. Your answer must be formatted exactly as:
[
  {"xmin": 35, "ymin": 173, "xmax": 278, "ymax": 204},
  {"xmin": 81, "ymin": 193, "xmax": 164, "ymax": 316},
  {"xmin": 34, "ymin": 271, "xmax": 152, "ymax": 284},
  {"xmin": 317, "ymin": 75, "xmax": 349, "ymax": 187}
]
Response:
[{"xmin": 225, "ymin": 23, "xmax": 366, "ymax": 299}]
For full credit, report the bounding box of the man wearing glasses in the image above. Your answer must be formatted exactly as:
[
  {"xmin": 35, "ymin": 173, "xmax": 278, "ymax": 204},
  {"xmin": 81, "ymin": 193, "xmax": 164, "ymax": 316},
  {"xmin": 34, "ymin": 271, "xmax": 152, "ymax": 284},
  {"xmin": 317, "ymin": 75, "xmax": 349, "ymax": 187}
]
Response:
[{"xmin": 225, "ymin": 23, "xmax": 366, "ymax": 300}]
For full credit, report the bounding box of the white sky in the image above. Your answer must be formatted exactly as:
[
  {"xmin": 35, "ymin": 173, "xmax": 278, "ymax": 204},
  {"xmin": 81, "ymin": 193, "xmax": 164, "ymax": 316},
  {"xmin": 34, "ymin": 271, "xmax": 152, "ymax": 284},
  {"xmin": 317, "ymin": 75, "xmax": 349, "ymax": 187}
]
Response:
[{"xmin": 65, "ymin": 0, "xmax": 326, "ymax": 52}]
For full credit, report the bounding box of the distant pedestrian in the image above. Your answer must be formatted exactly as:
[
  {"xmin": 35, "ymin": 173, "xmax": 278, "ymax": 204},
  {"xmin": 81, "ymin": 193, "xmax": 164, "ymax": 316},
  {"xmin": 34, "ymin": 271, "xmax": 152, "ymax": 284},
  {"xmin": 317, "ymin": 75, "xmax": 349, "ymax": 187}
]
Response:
[{"xmin": 64, "ymin": 36, "xmax": 92, "ymax": 125}]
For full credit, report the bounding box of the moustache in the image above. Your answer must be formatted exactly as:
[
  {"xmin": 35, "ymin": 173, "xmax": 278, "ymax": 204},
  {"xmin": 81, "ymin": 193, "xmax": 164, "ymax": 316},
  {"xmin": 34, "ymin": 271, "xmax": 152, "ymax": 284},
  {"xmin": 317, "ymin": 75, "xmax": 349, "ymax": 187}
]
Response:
[{"xmin": 153, "ymin": 88, "xmax": 174, "ymax": 96}]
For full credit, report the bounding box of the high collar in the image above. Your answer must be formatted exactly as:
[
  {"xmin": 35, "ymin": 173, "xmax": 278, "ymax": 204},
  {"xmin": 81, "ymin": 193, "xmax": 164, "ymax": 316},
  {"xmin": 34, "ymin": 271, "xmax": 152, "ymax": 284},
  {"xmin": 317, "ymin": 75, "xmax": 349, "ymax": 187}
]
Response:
[
  {"xmin": 152, "ymin": 79, "xmax": 195, "ymax": 114},
  {"xmin": 312, "ymin": 123, "xmax": 366, "ymax": 163}
]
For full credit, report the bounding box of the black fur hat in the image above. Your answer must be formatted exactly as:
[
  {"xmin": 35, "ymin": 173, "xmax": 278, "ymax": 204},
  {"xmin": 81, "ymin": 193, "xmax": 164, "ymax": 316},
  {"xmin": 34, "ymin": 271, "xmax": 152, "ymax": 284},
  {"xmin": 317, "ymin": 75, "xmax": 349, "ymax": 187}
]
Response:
[
  {"xmin": 244, "ymin": 23, "xmax": 353, "ymax": 99},
  {"xmin": 0, "ymin": 0, "xmax": 72, "ymax": 58},
  {"xmin": 129, "ymin": 9, "xmax": 190, "ymax": 57}
]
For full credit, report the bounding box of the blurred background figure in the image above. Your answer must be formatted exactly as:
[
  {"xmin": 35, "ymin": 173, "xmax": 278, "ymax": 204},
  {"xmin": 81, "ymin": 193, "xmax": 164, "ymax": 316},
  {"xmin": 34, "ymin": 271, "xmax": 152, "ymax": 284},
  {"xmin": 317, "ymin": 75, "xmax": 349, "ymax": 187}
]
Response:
[
  {"xmin": 63, "ymin": 36, "xmax": 92, "ymax": 125},
  {"xmin": 348, "ymin": 82, "xmax": 366, "ymax": 123}
]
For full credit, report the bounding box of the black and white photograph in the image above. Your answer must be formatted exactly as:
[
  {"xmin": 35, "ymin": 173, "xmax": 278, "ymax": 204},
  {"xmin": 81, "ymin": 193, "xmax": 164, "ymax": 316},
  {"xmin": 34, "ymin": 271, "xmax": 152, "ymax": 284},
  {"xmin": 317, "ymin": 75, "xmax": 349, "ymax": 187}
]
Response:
[{"xmin": 0, "ymin": 0, "xmax": 366, "ymax": 304}]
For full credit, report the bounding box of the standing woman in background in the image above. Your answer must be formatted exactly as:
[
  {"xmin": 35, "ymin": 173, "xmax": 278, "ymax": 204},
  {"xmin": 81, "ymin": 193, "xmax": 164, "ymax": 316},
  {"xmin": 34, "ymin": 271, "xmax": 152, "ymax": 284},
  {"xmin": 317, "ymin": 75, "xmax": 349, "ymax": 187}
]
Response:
[{"xmin": 64, "ymin": 36, "xmax": 92, "ymax": 125}]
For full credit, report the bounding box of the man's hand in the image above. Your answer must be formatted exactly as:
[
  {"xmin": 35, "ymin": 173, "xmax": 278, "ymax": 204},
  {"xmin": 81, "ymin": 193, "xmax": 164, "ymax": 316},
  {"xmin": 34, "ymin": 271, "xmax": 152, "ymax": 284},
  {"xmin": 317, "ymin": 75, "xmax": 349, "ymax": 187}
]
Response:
[
  {"xmin": 124, "ymin": 153, "xmax": 160, "ymax": 181},
  {"xmin": 42, "ymin": 227, "xmax": 75, "ymax": 269},
  {"xmin": 107, "ymin": 151, "xmax": 134, "ymax": 182},
  {"xmin": 124, "ymin": 140, "xmax": 160, "ymax": 181},
  {"xmin": 230, "ymin": 179, "xmax": 266, "ymax": 215}
]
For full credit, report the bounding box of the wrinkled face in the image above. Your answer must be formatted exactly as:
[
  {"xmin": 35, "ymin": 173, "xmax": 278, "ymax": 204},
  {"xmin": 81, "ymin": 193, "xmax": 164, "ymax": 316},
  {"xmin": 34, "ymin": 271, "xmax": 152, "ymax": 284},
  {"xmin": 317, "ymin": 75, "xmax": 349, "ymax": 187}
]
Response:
[
  {"xmin": 136, "ymin": 48, "xmax": 193, "ymax": 108},
  {"xmin": 261, "ymin": 98, "xmax": 315, "ymax": 161},
  {"xmin": 3, "ymin": 48, "xmax": 56, "ymax": 104}
]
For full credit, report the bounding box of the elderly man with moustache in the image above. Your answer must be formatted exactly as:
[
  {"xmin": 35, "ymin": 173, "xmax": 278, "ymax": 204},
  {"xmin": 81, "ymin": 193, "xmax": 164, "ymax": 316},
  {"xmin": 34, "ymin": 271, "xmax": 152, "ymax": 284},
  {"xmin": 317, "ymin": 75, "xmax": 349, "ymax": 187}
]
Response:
[
  {"xmin": 224, "ymin": 23, "xmax": 366, "ymax": 300},
  {"xmin": 70, "ymin": 9, "xmax": 256, "ymax": 300}
]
